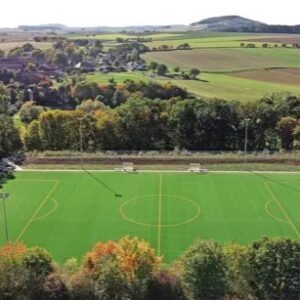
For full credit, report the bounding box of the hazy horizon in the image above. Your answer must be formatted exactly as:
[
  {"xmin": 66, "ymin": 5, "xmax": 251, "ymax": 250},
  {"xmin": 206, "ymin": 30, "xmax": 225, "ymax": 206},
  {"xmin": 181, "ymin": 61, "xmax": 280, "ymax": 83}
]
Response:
[{"xmin": 1, "ymin": 0, "xmax": 300, "ymax": 28}]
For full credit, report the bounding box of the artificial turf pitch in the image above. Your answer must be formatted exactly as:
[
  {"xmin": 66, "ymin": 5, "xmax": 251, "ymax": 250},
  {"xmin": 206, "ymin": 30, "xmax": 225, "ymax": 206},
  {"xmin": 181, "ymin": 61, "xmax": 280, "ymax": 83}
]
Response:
[{"xmin": 1, "ymin": 171, "xmax": 300, "ymax": 263}]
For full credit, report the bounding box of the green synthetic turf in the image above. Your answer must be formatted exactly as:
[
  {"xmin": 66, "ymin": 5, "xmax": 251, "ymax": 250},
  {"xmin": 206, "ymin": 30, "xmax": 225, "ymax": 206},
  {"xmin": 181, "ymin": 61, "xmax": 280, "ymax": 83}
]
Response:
[{"xmin": 1, "ymin": 171, "xmax": 300, "ymax": 263}]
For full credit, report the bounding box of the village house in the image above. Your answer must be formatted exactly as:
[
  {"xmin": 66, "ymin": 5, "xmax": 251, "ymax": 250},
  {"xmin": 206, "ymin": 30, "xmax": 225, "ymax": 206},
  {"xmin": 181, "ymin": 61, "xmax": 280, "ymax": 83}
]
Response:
[
  {"xmin": 15, "ymin": 71, "xmax": 49, "ymax": 85},
  {"xmin": 39, "ymin": 64, "xmax": 64, "ymax": 78},
  {"xmin": 99, "ymin": 64, "xmax": 113, "ymax": 73},
  {"xmin": 75, "ymin": 61, "xmax": 96, "ymax": 72},
  {"xmin": 126, "ymin": 61, "xmax": 147, "ymax": 71}
]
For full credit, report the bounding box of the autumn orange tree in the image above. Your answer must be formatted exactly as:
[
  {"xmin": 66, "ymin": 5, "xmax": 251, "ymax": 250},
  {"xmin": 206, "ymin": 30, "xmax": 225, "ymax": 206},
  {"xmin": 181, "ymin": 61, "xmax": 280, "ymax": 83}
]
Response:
[
  {"xmin": 94, "ymin": 109, "xmax": 120, "ymax": 150},
  {"xmin": 116, "ymin": 236, "xmax": 161, "ymax": 282},
  {"xmin": 83, "ymin": 236, "xmax": 160, "ymax": 280},
  {"xmin": 0, "ymin": 243, "xmax": 66, "ymax": 300},
  {"xmin": 0, "ymin": 243, "xmax": 27, "ymax": 299},
  {"xmin": 82, "ymin": 236, "xmax": 161, "ymax": 299}
]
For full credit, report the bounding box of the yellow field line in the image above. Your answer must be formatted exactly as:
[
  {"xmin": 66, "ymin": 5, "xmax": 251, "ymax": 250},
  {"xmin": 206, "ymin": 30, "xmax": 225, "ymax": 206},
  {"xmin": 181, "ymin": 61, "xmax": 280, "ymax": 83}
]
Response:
[
  {"xmin": 16, "ymin": 180, "xmax": 60, "ymax": 242},
  {"xmin": 15, "ymin": 179, "xmax": 58, "ymax": 182},
  {"xmin": 157, "ymin": 173, "xmax": 162, "ymax": 256},
  {"xmin": 264, "ymin": 182, "xmax": 300, "ymax": 239},
  {"xmin": 264, "ymin": 199, "xmax": 289, "ymax": 224},
  {"xmin": 120, "ymin": 193, "xmax": 201, "ymax": 228},
  {"xmin": 32, "ymin": 197, "xmax": 58, "ymax": 222}
]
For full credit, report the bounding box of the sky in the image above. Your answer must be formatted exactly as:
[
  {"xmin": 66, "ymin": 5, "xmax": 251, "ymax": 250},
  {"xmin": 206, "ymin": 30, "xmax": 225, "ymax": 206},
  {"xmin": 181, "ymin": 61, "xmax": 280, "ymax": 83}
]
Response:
[{"xmin": 1, "ymin": 0, "xmax": 299, "ymax": 27}]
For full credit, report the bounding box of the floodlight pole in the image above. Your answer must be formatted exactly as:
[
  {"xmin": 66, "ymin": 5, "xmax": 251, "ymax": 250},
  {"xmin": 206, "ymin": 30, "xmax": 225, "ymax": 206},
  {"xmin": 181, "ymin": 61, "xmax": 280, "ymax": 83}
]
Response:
[
  {"xmin": 78, "ymin": 116, "xmax": 95, "ymax": 168},
  {"xmin": 244, "ymin": 118, "xmax": 250, "ymax": 162},
  {"xmin": 0, "ymin": 192, "xmax": 9, "ymax": 243},
  {"xmin": 78, "ymin": 117, "xmax": 84, "ymax": 168}
]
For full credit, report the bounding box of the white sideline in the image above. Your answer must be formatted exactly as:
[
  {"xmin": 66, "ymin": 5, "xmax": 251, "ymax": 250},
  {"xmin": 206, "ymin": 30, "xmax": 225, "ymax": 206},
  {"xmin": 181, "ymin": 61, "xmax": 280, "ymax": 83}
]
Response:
[{"xmin": 17, "ymin": 169, "xmax": 300, "ymax": 174}]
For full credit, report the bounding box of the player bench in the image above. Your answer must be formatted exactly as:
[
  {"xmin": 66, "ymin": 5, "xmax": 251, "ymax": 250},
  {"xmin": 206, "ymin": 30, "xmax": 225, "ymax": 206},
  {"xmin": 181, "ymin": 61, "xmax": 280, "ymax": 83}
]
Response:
[
  {"xmin": 122, "ymin": 162, "xmax": 136, "ymax": 172},
  {"xmin": 188, "ymin": 163, "xmax": 208, "ymax": 173}
]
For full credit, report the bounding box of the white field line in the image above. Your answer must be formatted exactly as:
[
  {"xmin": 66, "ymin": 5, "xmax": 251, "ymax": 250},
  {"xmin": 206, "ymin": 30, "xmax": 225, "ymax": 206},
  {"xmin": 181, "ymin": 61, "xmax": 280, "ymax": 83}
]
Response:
[{"xmin": 18, "ymin": 169, "xmax": 300, "ymax": 174}]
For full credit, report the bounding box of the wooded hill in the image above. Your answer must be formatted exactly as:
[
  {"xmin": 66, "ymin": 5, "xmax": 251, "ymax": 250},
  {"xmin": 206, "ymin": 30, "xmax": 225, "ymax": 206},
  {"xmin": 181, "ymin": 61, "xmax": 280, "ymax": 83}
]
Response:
[{"xmin": 191, "ymin": 15, "xmax": 300, "ymax": 34}]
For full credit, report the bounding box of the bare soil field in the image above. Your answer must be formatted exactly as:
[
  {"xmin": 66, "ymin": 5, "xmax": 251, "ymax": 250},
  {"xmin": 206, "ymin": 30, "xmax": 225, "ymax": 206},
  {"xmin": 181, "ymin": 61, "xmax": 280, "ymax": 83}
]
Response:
[
  {"xmin": 244, "ymin": 36, "xmax": 300, "ymax": 44},
  {"xmin": 230, "ymin": 68, "xmax": 300, "ymax": 85}
]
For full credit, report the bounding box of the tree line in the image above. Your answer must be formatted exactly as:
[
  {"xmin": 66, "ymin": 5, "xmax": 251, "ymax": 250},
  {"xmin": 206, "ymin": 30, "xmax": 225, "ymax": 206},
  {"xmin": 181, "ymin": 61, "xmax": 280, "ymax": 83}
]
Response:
[
  {"xmin": 16, "ymin": 92, "xmax": 300, "ymax": 152},
  {"xmin": 1, "ymin": 236, "xmax": 300, "ymax": 299},
  {"xmin": 1, "ymin": 81, "xmax": 300, "ymax": 154},
  {"xmin": 0, "ymin": 79, "xmax": 188, "ymax": 114}
]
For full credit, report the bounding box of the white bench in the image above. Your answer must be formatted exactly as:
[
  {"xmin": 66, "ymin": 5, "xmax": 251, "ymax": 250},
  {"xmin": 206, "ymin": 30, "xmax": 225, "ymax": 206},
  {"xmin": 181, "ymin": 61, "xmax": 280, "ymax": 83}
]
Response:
[
  {"xmin": 188, "ymin": 163, "xmax": 208, "ymax": 173},
  {"xmin": 122, "ymin": 162, "xmax": 136, "ymax": 172}
]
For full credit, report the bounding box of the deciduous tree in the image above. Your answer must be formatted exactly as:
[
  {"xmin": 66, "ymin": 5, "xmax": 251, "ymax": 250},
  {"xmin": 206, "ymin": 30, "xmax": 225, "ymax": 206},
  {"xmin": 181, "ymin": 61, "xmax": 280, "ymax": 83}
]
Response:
[
  {"xmin": 156, "ymin": 64, "xmax": 168, "ymax": 76},
  {"xmin": 248, "ymin": 237, "xmax": 300, "ymax": 299},
  {"xmin": 189, "ymin": 68, "xmax": 200, "ymax": 80},
  {"xmin": 277, "ymin": 116, "xmax": 298, "ymax": 150},
  {"xmin": 19, "ymin": 101, "xmax": 43, "ymax": 124},
  {"xmin": 179, "ymin": 240, "xmax": 227, "ymax": 300},
  {"xmin": 224, "ymin": 243, "xmax": 252, "ymax": 298},
  {"xmin": 0, "ymin": 114, "xmax": 23, "ymax": 158}
]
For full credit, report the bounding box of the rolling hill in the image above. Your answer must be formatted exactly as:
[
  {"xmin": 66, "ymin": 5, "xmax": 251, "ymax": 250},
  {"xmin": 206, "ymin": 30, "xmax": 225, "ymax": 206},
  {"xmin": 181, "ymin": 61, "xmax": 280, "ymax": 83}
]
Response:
[
  {"xmin": 191, "ymin": 15, "xmax": 265, "ymax": 31},
  {"xmin": 191, "ymin": 15, "xmax": 300, "ymax": 34}
]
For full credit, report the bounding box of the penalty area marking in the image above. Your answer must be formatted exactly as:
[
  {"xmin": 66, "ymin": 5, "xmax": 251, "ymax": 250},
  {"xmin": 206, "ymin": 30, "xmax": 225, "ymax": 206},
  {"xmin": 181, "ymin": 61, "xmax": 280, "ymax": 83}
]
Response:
[
  {"xmin": 264, "ymin": 181, "xmax": 300, "ymax": 239},
  {"xmin": 16, "ymin": 180, "xmax": 60, "ymax": 242},
  {"xmin": 264, "ymin": 180, "xmax": 300, "ymax": 225},
  {"xmin": 264, "ymin": 199, "xmax": 289, "ymax": 224},
  {"xmin": 32, "ymin": 197, "xmax": 58, "ymax": 222}
]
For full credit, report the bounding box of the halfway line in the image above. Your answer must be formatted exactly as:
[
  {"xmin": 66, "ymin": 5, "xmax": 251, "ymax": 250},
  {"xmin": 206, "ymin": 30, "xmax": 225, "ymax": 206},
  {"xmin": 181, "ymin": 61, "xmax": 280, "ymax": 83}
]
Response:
[{"xmin": 157, "ymin": 173, "xmax": 163, "ymax": 256}]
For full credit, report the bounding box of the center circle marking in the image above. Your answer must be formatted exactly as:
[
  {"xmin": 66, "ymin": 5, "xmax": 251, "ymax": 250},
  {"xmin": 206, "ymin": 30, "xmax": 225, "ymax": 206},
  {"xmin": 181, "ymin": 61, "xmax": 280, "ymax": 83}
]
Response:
[{"xmin": 120, "ymin": 194, "xmax": 201, "ymax": 227}]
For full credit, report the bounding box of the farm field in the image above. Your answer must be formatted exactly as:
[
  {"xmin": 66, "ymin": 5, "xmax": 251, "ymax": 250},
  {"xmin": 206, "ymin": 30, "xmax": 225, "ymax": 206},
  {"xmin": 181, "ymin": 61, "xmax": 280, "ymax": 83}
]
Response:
[
  {"xmin": 139, "ymin": 35, "xmax": 300, "ymax": 100},
  {"xmin": 86, "ymin": 71, "xmax": 149, "ymax": 83},
  {"xmin": 143, "ymin": 48, "xmax": 300, "ymax": 72},
  {"xmin": 230, "ymin": 68, "xmax": 300, "ymax": 86},
  {"xmin": 170, "ymin": 73, "xmax": 300, "ymax": 101},
  {"xmin": 69, "ymin": 33, "xmax": 138, "ymax": 40},
  {"xmin": 85, "ymin": 71, "xmax": 300, "ymax": 101},
  {"xmin": 60, "ymin": 32, "xmax": 300, "ymax": 101},
  {"xmin": 69, "ymin": 32, "xmax": 300, "ymax": 48},
  {"xmin": 144, "ymin": 33, "xmax": 300, "ymax": 48},
  {"xmin": 1, "ymin": 171, "xmax": 300, "ymax": 263},
  {"xmin": 0, "ymin": 41, "xmax": 53, "ymax": 52},
  {"xmin": 69, "ymin": 32, "xmax": 184, "ymax": 41},
  {"xmin": 246, "ymin": 36, "xmax": 300, "ymax": 44}
]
